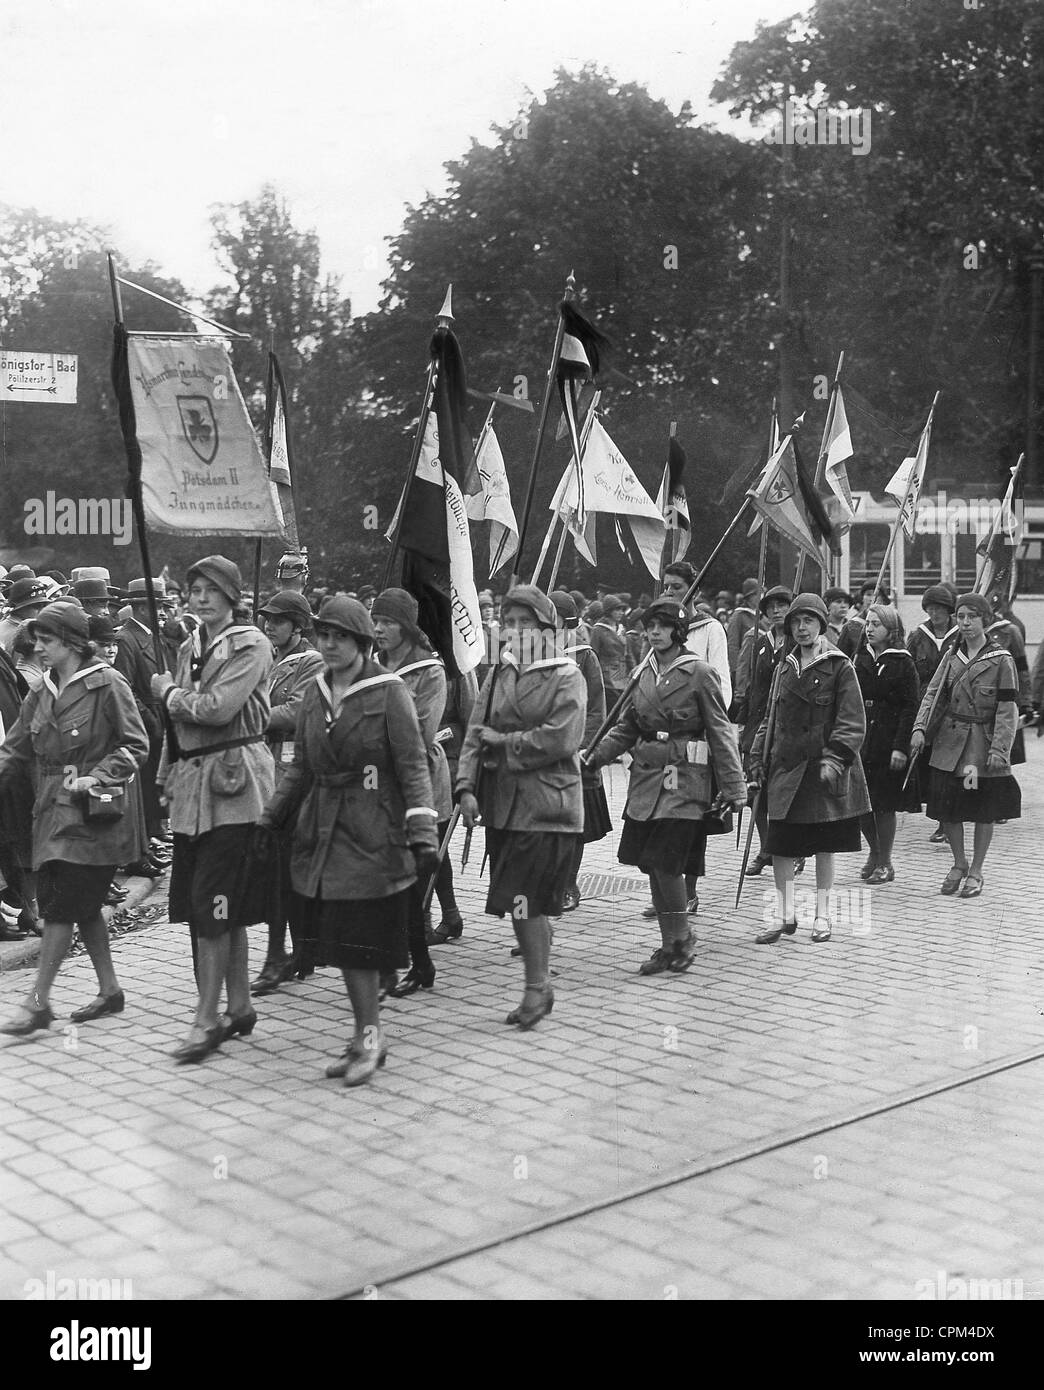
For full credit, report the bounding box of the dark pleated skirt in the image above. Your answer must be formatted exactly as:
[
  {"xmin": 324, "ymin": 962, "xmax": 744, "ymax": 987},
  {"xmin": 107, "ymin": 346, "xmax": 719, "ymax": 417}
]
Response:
[
  {"xmin": 298, "ymin": 887, "xmax": 411, "ymax": 972},
  {"xmin": 483, "ymin": 828, "xmax": 582, "ymax": 918},
  {"xmin": 864, "ymin": 758, "xmax": 923, "ymax": 815},
  {"xmin": 926, "ymin": 768, "xmax": 1021, "ymax": 825},
  {"xmin": 617, "ymin": 816, "xmax": 708, "ymax": 878},
  {"xmin": 37, "ymin": 861, "xmax": 116, "ymax": 923},
  {"xmin": 764, "ymin": 816, "xmax": 862, "ymax": 857},
  {"xmin": 169, "ymin": 824, "xmax": 275, "ymax": 938},
  {"xmin": 582, "ymin": 782, "xmax": 612, "ymax": 843}
]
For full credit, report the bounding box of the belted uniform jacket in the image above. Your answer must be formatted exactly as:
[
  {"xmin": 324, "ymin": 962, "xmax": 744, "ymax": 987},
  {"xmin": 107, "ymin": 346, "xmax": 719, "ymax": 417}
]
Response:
[
  {"xmin": 907, "ymin": 621, "xmax": 958, "ymax": 695},
  {"xmin": 590, "ymin": 652, "xmax": 745, "ymax": 821},
  {"xmin": 262, "ymin": 660, "xmax": 437, "ymax": 900},
  {"xmin": 914, "ymin": 640, "xmax": 1019, "ymax": 776},
  {"xmin": 733, "ymin": 628, "xmax": 784, "ymax": 757},
  {"xmin": 854, "ymin": 645, "xmax": 919, "ymax": 768},
  {"xmin": 456, "ymin": 653, "xmax": 586, "ymax": 833},
  {"xmin": 436, "ymin": 670, "xmax": 478, "ymax": 781},
  {"xmin": 751, "ymin": 639, "xmax": 870, "ymax": 822},
  {"xmin": 0, "ymin": 662, "xmax": 149, "ymax": 868},
  {"xmin": 567, "ymin": 640, "xmax": 607, "ymax": 790},
  {"xmin": 382, "ymin": 643, "xmax": 452, "ymax": 821},
  {"xmin": 266, "ymin": 638, "xmax": 324, "ymax": 791},
  {"xmin": 590, "ymin": 621, "xmax": 629, "ymax": 693},
  {"xmin": 159, "ymin": 623, "xmax": 275, "ymax": 836}
]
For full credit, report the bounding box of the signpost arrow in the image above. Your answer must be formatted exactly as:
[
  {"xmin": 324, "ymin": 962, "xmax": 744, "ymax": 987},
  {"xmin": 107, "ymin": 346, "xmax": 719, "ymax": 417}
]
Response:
[{"xmin": 0, "ymin": 351, "xmax": 78, "ymax": 404}]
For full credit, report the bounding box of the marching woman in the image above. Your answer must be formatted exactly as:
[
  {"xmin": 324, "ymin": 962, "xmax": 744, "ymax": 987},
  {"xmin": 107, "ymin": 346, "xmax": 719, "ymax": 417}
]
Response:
[
  {"xmin": 371, "ymin": 588, "xmax": 449, "ymax": 995},
  {"xmin": 251, "ymin": 590, "xmax": 324, "ymax": 995},
  {"xmin": 585, "ymin": 597, "xmax": 746, "ymax": 974},
  {"xmin": 0, "ymin": 601, "xmax": 150, "ymax": 1035},
  {"xmin": 551, "ymin": 590, "xmax": 610, "ymax": 910},
  {"xmin": 425, "ymin": 666, "xmax": 479, "ymax": 943},
  {"xmin": 749, "ymin": 594, "xmax": 870, "ymax": 944},
  {"xmin": 152, "ymin": 557, "xmax": 275, "ymax": 1064},
  {"xmin": 258, "ymin": 597, "xmax": 438, "ymax": 1085},
  {"xmin": 733, "ymin": 585, "xmax": 792, "ymax": 876},
  {"xmin": 907, "ymin": 583, "xmax": 959, "ymax": 842},
  {"xmin": 910, "ymin": 592, "xmax": 1021, "ymax": 899},
  {"xmin": 853, "ymin": 605, "xmax": 921, "ymax": 884},
  {"xmin": 589, "ymin": 595, "xmax": 630, "ymax": 700},
  {"xmin": 457, "ymin": 586, "xmax": 585, "ymax": 1027}
]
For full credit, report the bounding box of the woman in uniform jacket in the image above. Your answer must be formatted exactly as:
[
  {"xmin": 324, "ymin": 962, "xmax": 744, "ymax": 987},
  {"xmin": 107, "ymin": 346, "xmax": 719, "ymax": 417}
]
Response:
[
  {"xmin": 907, "ymin": 583, "xmax": 959, "ymax": 844},
  {"xmin": 372, "ymin": 587, "xmax": 450, "ymax": 996},
  {"xmin": 910, "ymin": 592, "xmax": 1021, "ymax": 899},
  {"xmin": 0, "ymin": 602, "xmax": 149, "ymax": 1036},
  {"xmin": 551, "ymin": 590, "xmax": 610, "ymax": 911},
  {"xmin": 853, "ymin": 605, "xmax": 921, "ymax": 884},
  {"xmin": 426, "ymin": 667, "xmax": 478, "ymax": 943},
  {"xmin": 258, "ymin": 597, "xmax": 438, "ymax": 1087},
  {"xmin": 457, "ymin": 586, "xmax": 585, "ymax": 1028},
  {"xmin": 733, "ymin": 585, "xmax": 792, "ymax": 877},
  {"xmin": 251, "ymin": 590, "xmax": 324, "ymax": 996},
  {"xmin": 589, "ymin": 595, "xmax": 630, "ymax": 698},
  {"xmin": 586, "ymin": 597, "xmax": 746, "ymax": 975},
  {"xmin": 749, "ymin": 593, "xmax": 870, "ymax": 945},
  {"xmin": 151, "ymin": 557, "xmax": 275, "ymax": 1065},
  {"xmin": 0, "ymin": 641, "xmax": 38, "ymax": 939}
]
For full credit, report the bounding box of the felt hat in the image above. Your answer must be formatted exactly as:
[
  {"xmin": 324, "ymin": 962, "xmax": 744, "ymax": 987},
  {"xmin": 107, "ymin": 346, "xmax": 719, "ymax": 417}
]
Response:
[
  {"xmin": 314, "ymin": 596, "xmax": 376, "ymax": 642},
  {"xmin": 257, "ymin": 591, "xmax": 313, "ymax": 626},
  {"xmin": 501, "ymin": 584, "xmax": 557, "ymax": 629},
  {"xmin": 186, "ymin": 556, "xmax": 242, "ymax": 605},
  {"xmin": 7, "ymin": 578, "xmax": 54, "ymax": 613},
  {"xmin": 785, "ymin": 592, "xmax": 829, "ymax": 632},
  {"xmin": 760, "ymin": 584, "xmax": 794, "ymax": 613},
  {"xmin": 370, "ymin": 587, "xmax": 421, "ymax": 633},
  {"xmin": 28, "ymin": 600, "xmax": 91, "ymax": 650}
]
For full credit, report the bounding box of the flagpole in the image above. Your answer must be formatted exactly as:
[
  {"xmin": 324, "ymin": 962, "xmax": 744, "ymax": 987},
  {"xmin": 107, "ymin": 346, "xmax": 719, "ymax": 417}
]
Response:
[
  {"xmin": 509, "ymin": 271, "xmax": 576, "ymax": 588},
  {"xmin": 546, "ymin": 514, "xmax": 571, "ymax": 592},
  {"xmin": 382, "ymin": 286, "xmax": 453, "ymax": 591},
  {"xmin": 658, "ymin": 420, "xmax": 678, "ymax": 579},
  {"xmin": 531, "ymin": 388, "xmax": 600, "ymax": 589},
  {"xmin": 252, "ymin": 351, "xmax": 275, "ymax": 623},
  {"xmin": 109, "ymin": 253, "xmax": 171, "ymax": 678},
  {"xmin": 678, "ymin": 499, "xmax": 754, "ymax": 611},
  {"xmin": 873, "ymin": 391, "xmax": 940, "ymax": 601},
  {"xmin": 814, "ymin": 352, "xmax": 845, "ymax": 589},
  {"xmin": 530, "ymin": 513, "xmax": 561, "ymax": 587}
]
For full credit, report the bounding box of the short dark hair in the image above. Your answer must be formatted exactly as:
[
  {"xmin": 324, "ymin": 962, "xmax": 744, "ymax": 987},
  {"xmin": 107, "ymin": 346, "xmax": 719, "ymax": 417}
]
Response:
[
  {"xmin": 858, "ymin": 580, "xmax": 877, "ymax": 599},
  {"xmin": 663, "ymin": 561, "xmax": 696, "ymax": 585},
  {"xmin": 824, "ymin": 587, "xmax": 850, "ymax": 606}
]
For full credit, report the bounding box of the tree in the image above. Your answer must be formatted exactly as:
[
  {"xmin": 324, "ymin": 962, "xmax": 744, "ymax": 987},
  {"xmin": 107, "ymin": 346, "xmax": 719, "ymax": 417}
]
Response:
[{"xmin": 350, "ymin": 66, "xmax": 781, "ymax": 593}]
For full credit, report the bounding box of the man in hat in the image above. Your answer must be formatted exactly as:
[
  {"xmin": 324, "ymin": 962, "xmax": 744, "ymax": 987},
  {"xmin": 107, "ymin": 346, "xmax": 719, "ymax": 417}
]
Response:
[
  {"xmin": 250, "ymin": 591, "xmax": 324, "ymax": 995},
  {"xmin": 70, "ymin": 578, "xmax": 112, "ymax": 620},
  {"xmin": 726, "ymin": 578, "xmax": 761, "ymax": 679},
  {"xmin": 0, "ymin": 578, "xmax": 53, "ymax": 655}
]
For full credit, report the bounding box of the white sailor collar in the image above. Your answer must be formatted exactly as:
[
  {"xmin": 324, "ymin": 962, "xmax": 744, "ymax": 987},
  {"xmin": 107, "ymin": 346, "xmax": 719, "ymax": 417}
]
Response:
[
  {"xmin": 42, "ymin": 662, "xmax": 109, "ymax": 700},
  {"xmin": 917, "ymin": 621, "xmax": 958, "ymax": 650}
]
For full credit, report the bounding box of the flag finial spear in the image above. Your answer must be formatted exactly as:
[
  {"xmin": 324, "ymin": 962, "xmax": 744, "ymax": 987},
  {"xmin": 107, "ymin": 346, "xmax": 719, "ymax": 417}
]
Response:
[
  {"xmin": 437, "ymin": 285, "xmax": 454, "ymax": 325},
  {"xmin": 565, "ymin": 270, "xmax": 576, "ymax": 299}
]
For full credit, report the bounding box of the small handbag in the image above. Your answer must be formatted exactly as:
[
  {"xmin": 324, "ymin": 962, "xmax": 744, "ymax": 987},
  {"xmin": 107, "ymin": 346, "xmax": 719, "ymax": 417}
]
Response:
[{"xmin": 78, "ymin": 784, "xmax": 128, "ymax": 823}]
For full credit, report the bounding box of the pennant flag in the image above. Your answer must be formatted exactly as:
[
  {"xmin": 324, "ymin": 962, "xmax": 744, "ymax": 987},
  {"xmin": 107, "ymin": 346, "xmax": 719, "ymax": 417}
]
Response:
[
  {"xmin": 821, "ymin": 383, "xmax": 855, "ymax": 516},
  {"xmin": 266, "ymin": 353, "xmax": 300, "ymax": 549},
  {"xmin": 549, "ymin": 417, "xmax": 665, "ymax": 577},
  {"xmin": 556, "ymin": 302, "xmax": 608, "ymax": 532},
  {"xmin": 975, "ymin": 455, "xmax": 1025, "ymax": 603},
  {"xmin": 392, "ymin": 328, "xmax": 484, "ymax": 676},
  {"xmin": 884, "ymin": 396, "xmax": 937, "ymax": 539},
  {"xmin": 465, "ymin": 412, "xmax": 518, "ymax": 577},
  {"xmin": 746, "ymin": 432, "xmax": 833, "ymax": 565},
  {"xmin": 112, "ymin": 329, "xmax": 285, "ymax": 537},
  {"xmin": 656, "ymin": 435, "xmax": 691, "ymax": 563},
  {"xmin": 748, "ymin": 405, "xmax": 781, "ymax": 536}
]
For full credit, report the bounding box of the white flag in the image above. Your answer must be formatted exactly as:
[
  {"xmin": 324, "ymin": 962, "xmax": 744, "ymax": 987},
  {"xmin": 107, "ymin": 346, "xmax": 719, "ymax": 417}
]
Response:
[
  {"xmin": 465, "ymin": 420, "xmax": 518, "ymax": 577},
  {"xmin": 884, "ymin": 398, "xmax": 936, "ymax": 539},
  {"xmin": 822, "ymin": 384, "xmax": 855, "ymax": 517}
]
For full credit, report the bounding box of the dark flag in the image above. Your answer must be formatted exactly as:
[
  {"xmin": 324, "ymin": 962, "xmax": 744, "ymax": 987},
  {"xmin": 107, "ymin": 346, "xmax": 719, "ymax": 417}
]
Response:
[
  {"xmin": 976, "ymin": 456, "xmax": 1025, "ymax": 603},
  {"xmin": 656, "ymin": 435, "xmax": 691, "ymax": 564},
  {"xmin": 391, "ymin": 328, "xmax": 484, "ymax": 676},
  {"xmin": 557, "ymin": 301, "xmax": 609, "ymax": 531}
]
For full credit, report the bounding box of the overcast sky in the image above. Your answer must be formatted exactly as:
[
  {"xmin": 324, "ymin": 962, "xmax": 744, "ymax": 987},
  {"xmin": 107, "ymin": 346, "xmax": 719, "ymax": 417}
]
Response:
[{"xmin": 3, "ymin": 0, "xmax": 801, "ymax": 313}]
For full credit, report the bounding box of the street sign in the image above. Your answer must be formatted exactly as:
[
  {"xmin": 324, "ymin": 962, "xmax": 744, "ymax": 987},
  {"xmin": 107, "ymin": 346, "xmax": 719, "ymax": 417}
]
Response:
[{"xmin": 0, "ymin": 351, "xmax": 78, "ymax": 404}]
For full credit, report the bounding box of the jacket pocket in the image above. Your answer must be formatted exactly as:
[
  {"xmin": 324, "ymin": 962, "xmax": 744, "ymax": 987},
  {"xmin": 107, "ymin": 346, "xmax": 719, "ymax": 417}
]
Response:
[
  {"xmin": 536, "ymin": 769, "xmax": 577, "ymax": 825},
  {"xmin": 209, "ymin": 748, "xmax": 248, "ymax": 798}
]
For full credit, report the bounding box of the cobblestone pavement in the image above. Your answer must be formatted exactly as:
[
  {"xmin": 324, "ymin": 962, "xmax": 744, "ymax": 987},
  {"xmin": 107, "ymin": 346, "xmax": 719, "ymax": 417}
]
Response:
[{"xmin": 2, "ymin": 749, "xmax": 1043, "ymax": 1301}]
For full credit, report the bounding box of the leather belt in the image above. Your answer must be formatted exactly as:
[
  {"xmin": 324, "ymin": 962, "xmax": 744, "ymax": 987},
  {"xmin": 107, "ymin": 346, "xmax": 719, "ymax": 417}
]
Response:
[{"xmin": 179, "ymin": 733, "xmax": 265, "ymax": 759}]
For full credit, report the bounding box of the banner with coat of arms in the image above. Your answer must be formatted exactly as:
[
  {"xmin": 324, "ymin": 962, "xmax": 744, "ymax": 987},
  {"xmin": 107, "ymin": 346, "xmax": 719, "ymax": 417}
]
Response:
[{"xmin": 125, "ymin": 336, "xmax": 285, "ymax": 537}]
